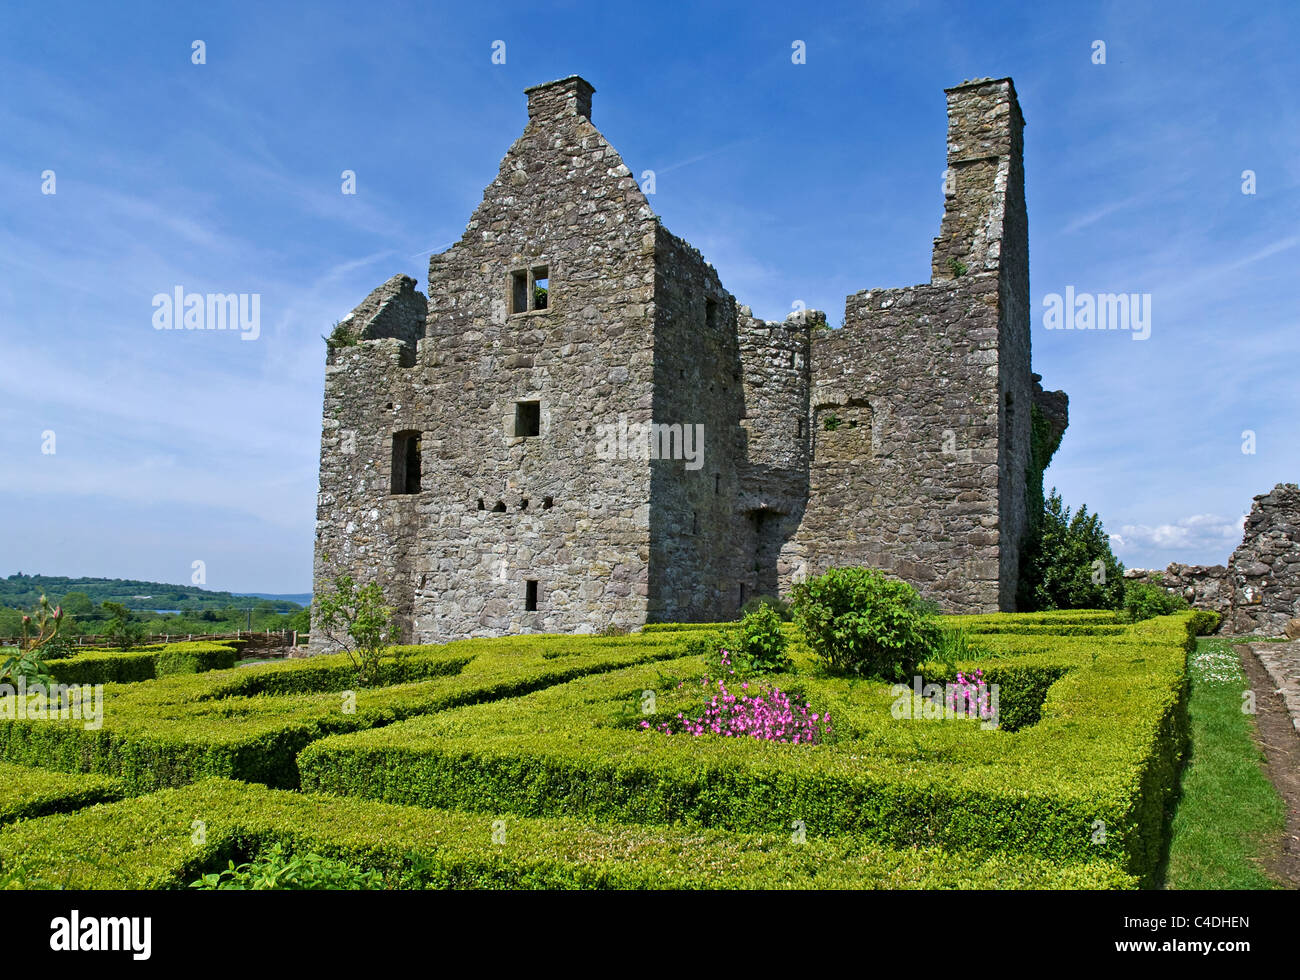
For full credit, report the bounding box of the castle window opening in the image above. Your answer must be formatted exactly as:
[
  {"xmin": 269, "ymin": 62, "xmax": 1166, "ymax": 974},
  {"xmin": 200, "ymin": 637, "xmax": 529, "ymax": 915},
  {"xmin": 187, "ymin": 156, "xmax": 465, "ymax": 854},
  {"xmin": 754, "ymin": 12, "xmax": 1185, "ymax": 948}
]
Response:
[
  {"xmin": 542, "ymin": 496, "xmax": 554, "ymax": 509},
  {"xmin": 525, "ymin": 579, "xmax": 539, "ymax": 611},
  {"xmin": 706, "ymin": 298, "xmax": 717, "ymax": 330},
  {"xmin": 492, "ymin": 500, "xmax": 507, "ymax": 512},
  {"xmin": 390, "ymin": 431, "xmax": 421, "ymax": 495},
  {"xmin": 509, "ymin": 264, "xmax": 550, "ymax": 314},
  {"xmin": 515, "ymin": 400, "xmax": 541, "ymax": 438},
  {"xmin": 510, "ymin": 270, "xmax": 529, "ymax": 314}
]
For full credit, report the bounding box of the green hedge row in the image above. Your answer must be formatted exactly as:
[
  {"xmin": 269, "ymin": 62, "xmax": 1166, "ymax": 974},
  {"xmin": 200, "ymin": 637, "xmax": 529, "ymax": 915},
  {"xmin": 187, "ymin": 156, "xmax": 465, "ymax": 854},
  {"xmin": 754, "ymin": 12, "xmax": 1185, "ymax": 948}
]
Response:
[
  {"xmin": 640, "ymin": 622, "xmax": 739, "ymax": 633},
  {"xmin": 195, "ymin": 647, "xmax": 473, "ymax": 698},
  {"xmin": 0, "ymin": 632, "xmax": 708, "ymax": 793},
  {"xmin": 961, "ymin": 624, "xmax": 1130, "ymax": 636},
  {"xmin": 0, "ymin": 778, "xmax": 1135, "ymax": 890},
  {"xmin": 47, "ymin": 642, "xmax": 240, "ymax": 686},
  {"xmin": 300, "ymin": 613, "xmax": 1210, "ymax": 885},
  {"xmin": 0, "ymin": 761, "xmax": 123, "ymax": 825}
]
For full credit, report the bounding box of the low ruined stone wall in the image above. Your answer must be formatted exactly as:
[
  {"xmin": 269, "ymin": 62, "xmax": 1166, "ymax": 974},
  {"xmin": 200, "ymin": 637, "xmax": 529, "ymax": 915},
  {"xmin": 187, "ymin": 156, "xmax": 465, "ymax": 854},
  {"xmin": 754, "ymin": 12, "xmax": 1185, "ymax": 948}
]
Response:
[
  {"xmin": 1123, "ymin": 564, "xmax": 1231, "ymax": 620},
  {"xmin": 1124, "ymin": 483, "xmax": 1300, "ymax": 636}
]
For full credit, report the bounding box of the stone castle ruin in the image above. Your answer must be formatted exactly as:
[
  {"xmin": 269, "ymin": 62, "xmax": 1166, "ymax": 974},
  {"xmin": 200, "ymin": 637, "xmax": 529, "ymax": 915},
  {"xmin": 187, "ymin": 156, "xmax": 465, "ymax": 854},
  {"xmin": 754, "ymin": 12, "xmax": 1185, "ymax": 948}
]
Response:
[{"xmin": 311, "ymin": 75, "xmax": 1068, "ymax": 646}]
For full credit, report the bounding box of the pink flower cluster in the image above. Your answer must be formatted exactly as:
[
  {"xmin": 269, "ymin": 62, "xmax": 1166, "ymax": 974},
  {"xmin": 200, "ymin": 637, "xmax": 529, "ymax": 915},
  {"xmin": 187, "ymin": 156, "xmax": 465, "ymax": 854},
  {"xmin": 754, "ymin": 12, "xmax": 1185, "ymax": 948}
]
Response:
[
  {"xmin": 642, "ymin": 652, "xmax": 830, "ymax": 745},
  {"xmin": 947, "ymin": 668, "xmax": 991, "ymax": 717}
]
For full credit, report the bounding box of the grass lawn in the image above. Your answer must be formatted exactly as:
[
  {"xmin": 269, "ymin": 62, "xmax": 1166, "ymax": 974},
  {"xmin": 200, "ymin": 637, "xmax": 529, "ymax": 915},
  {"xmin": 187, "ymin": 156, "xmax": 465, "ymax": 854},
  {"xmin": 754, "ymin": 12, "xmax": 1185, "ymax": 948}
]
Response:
[{"xmin": 1162, "ymin": 637, "xmax": 1286, "ymax": 889}]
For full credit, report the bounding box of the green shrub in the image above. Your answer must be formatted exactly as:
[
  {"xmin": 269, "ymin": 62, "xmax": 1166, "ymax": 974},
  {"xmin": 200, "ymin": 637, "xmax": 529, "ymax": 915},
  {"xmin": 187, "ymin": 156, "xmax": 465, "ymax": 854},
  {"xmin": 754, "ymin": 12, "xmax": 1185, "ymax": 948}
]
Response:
[
  {"xmin": 1019, "ymin": 490, "xmax": 1125, "ymax": 611},
  {"xmin": 1123, "ymin": 579, "xmax": 1189, "ymax": 623},
  {"xmin": 313, "ymin": 567, "xmax": 399, "ymax": 685},
  {"xmin": 740, "ymin": 595, "xmax": 792, "ymax": 622},
  {"xmin": 930, "ymin": 627, "xmax": 994, "ymax": 666},
  {"xmin": 191, "ymin": 841, "xmax": 383, "ymax": 890},
  {"xmin": 791, "ymin": 567, "xmax": 939, "ymax": 680},
  {"xmin": 727, "ymin": 603, "xmax": 790, "ymax": 674},
  {"xmin": 101, "ymin": 602, "xmax": 146, "ymax": 650},
  {"xmin": 640, "ymin": 622, "xmax": 734, "ymax": 633}
]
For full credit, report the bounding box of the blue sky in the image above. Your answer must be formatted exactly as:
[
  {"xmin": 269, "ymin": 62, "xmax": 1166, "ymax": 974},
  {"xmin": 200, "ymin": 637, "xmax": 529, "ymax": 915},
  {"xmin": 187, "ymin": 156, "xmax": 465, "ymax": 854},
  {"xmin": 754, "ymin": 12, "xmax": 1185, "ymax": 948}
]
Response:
[{"xmin": 1, "ymin": 0, "xmax": 1296, "ymax": 592}]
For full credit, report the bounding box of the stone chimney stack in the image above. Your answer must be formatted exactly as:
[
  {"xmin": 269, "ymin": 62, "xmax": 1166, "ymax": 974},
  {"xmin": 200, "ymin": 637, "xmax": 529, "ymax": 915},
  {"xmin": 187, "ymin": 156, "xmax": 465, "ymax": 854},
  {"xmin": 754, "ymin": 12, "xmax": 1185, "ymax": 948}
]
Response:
[
  {"xmin": 524, "ymin": 75, "xmax": 595, "ymax": 123},
  {"xmin": 931, "ymin": 77, "xmax": 1026, "ymax": 283}
]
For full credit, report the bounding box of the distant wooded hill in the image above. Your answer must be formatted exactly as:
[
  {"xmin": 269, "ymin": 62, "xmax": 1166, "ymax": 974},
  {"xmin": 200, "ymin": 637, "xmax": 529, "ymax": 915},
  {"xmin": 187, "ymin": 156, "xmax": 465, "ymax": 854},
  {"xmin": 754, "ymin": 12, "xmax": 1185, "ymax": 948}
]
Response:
[{"xmin": 0, "ymin": 574, "xmax": 305, "ymax": 614}]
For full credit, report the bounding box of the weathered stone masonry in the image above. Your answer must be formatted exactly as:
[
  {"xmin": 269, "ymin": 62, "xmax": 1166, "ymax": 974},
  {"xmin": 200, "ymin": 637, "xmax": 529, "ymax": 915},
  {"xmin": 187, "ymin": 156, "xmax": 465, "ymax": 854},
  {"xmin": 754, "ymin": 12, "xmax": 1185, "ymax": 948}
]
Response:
[{"xmin": 311, "ymin": 75, "xmax": 1067, "ymax": 647}]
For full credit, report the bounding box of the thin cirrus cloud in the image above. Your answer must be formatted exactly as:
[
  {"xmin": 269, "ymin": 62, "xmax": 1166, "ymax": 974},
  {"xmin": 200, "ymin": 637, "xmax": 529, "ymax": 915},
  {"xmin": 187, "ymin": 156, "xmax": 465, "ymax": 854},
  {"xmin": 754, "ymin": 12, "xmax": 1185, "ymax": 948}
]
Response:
[{"xmin": 1110, "ymin": 514, "xmax": 1248, "ymax": 566}]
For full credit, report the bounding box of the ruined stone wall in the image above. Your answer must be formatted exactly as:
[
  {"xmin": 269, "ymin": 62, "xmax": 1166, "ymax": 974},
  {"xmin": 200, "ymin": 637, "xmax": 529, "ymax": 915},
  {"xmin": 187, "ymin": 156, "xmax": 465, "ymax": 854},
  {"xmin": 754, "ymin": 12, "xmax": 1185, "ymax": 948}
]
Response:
[
  {"xmin": 647, "ymin": 226, "xmax": 745, "ymax": 621},
  {"xmin": 789, "ymin": 277, "xmax": 1005, "ymax": 611},
  {"xmin": 1123, "ymin": 564, "xmax": 1231, "ymax": 619},
  {"xmin": 786, "ymin": 78, "xmax": 1035, "ymax": 613},
  {"xmin": 1228, "ymin": 484, "xmax": 1300, "ymax": 634},
  {"xmin": 312, "ymin": 76, "xmax": 660, "ymax": 648},
  {"xmin": 734, "ymin": 310, "xmax": 812, "ymax": 600}
]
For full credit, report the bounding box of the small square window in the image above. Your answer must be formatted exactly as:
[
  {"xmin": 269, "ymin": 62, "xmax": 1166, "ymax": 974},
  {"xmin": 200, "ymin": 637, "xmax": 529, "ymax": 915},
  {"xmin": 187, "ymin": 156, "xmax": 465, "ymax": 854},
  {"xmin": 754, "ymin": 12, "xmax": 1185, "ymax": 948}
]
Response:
[
  {"xmin": 525, "ymin": 579, "xmax": 539, "ymax": 612},
  {"xmin": 509, "ymin": 264, "xmax": 551, "ymax": 314},
  {"xmin": 515, "ymin": 400, "xmax": 541, "ymax": 438}
]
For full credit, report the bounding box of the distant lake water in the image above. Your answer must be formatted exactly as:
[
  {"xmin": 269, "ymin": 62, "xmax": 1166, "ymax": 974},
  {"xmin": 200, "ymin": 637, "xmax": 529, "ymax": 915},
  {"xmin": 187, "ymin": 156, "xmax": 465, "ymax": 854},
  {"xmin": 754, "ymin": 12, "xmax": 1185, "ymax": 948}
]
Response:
[{"xmin": 235, "ymin": 593, "xmax": 312, "ymax": 607}]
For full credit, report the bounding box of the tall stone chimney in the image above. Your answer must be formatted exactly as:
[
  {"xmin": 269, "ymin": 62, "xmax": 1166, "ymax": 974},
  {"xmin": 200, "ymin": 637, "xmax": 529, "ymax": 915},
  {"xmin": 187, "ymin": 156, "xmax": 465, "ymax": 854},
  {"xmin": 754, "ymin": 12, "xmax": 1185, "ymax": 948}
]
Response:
[
  {"xmin": 524, "ymin": 75, "xmax": 595, "ymax": 123},
  {"xmin": 931, "ymin": 77, "xmax": 1026, "ymax": 284}
]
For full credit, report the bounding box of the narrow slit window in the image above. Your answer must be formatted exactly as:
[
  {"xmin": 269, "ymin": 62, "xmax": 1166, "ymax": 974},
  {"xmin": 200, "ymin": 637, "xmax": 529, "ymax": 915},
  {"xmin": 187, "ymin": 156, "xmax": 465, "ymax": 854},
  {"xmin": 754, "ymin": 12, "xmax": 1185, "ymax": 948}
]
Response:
[
  {"xmin": 705, "ymin": 298, "xmax": 718, "ymax": 330},
  {"xmin": 525, "ymin": 579, "xmax": 539, "ymax": 612},
  {"xmin": 715, "ymin": 473, "xmax": 720, "ymax": 495},
  {"xmin": 391, "ymin": 431, "xmax": 421, "ymax": 495}
]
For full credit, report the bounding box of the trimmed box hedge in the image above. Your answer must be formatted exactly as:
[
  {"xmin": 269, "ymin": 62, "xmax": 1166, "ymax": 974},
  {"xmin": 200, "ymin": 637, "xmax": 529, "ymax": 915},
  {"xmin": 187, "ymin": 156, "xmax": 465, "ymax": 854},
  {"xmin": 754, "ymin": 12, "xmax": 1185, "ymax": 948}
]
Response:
[
  {"xmin": 0, "ymin": 632, "xmax": 712, "ymax": 793},
  {"xmin": 0, "ymin": 778, "xmax": 1135, "ymax": 889},
  {"xmin": 0, "ymin": 761, "xmax": 123, "ymax": 825},
  {"xmin": 300, "ymin": 612, "xmax": 1213, "ymax": 885},
  {"xmin": 47, "ymin": 642, "xmax": 240, "ymax": 686}
]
